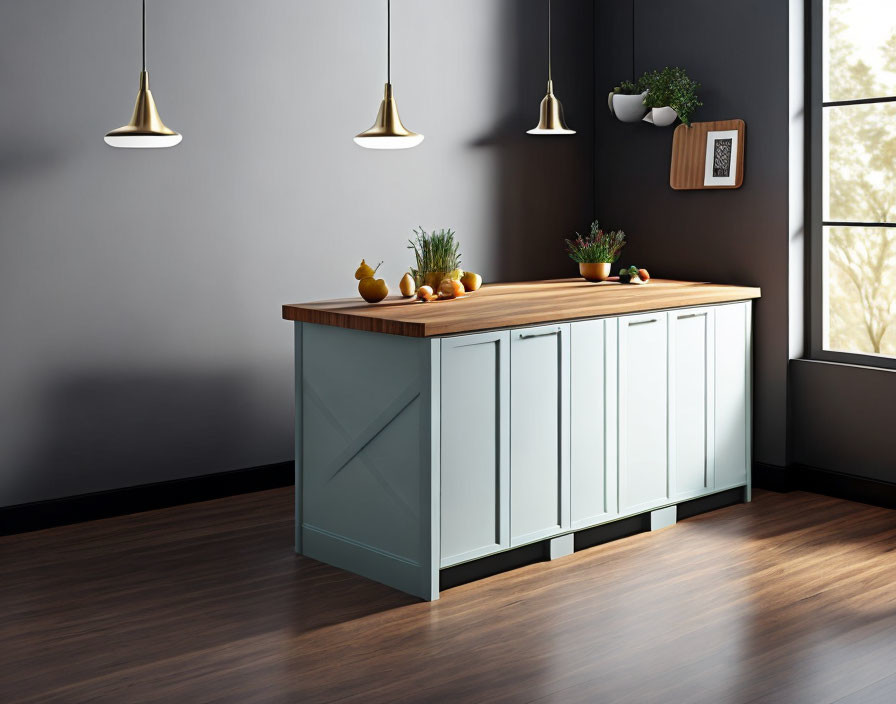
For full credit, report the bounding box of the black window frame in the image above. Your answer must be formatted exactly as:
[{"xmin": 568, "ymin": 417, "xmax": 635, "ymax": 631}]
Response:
[{"xmin": 808, "ymin": 0, "xmax": 896, "ymax": 370}]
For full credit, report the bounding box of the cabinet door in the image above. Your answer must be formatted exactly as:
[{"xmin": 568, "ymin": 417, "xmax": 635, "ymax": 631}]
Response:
[
  {"xmin": 669, "ymin": 308, "xmax": 715, "ymax": 500},
  {"xmin": 715, "ymin": 302, "xmax": 750, "ymax": 489},
  {"xmin": 510, "ymin": 324, "xmax": 570, "ymax": 546},
  {"xmin": 440, "ymin": 331, "xmax": 510, "ymax": 567},
  {"xmin": 618, "ymin": 313, "xmax": 669, "ymax": 514},
  {"xmin": 570, "ymin": 319, "xmax": 618, "ymax": 528}
]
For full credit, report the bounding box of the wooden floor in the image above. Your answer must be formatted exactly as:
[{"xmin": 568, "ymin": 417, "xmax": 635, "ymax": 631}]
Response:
[{"xmin": 3, "ymin": 490, "xmax": 896, "ymax": 704}]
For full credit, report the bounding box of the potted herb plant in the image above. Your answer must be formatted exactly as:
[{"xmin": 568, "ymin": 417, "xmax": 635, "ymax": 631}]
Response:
[
  {"xmin": 639, "ymin": 67, "xmax": 701, "ymax": 127},
  {"xmin": 408, "ymin": 226, "xmax": 462, "ymax": 289},
  {"xmin": 608, "ymin": 80, "xmax": 649, "ymax": 123},
  {"xmin": 565, "ymin": 221, "xmax": 626, "ymax": 282}
]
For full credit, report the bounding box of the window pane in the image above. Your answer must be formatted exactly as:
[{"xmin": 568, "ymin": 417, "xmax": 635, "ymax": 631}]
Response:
[
  {"xmin": 824, "ymin": 226, "xmax": 896, "ymax": 356},
  {"xmin": 824, "ymin": 0, "xmax": 896, "ymax": 102},
  {"xmin": 823, "ymin": 102, "xmax": 896, "ymax": 223}
]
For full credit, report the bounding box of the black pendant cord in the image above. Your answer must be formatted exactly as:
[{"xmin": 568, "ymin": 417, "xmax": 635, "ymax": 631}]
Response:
[
  {"xmin": 548, "ymin": 0, "xmax": 552, "ymax": 82},
  {"xmin": 631, "ymin": 0, "xmax": 635, "ymax": 80},
  {"xmin": 142, "ymin": 0, "xmax": 146, "ymax": 71},
  {"xmin": 387, "ymin": 0, "xmax": 391, "ymax": 84}
]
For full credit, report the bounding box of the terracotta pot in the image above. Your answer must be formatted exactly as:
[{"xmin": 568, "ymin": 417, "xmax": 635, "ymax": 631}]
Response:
[{"xmin": 579, "ymin": 262, "xmax": 611, "ymax": 282}]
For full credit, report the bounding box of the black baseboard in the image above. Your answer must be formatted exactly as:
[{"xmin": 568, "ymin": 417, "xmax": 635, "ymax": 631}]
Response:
[
  {"xmin": 676, "ymin": 487, "xmax": 746, "ymax": 520},
  {"xmin": 0, "ymin": 461, "xmax": 294, "ymax": 536},
  {"xmin": 440, "ymin": 541, "xmax": 547, "ymax": 590},
  {"xmin": 753, "ymin": 461, "xmax": 896, "ymax": 510},
  {"xmin": 793, "ymin": 464, "xmax": 896, "ymax": 510},
  {"xmin": 752, "ymin": 462, "xmax": 797, "ymax": 492},
  {"xmin": 440, "ymin": 489, "xmax": 744, "ymax": 592}
]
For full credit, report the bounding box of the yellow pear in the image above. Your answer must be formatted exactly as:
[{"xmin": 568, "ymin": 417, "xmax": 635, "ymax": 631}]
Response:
[
  {"xmin": 354, "ymin": 259, "xmax": 375, "ymax": 280},
  {"xmin": 461, "ymin": 271, "xmax": 482, "ymax": 292},
  {"xmin": 359, "ymin": 277, "xmax": 389, "ymax": 303},
  {"xmin": 399, "ymin": 273, "xmax": 416, "ymax": 298}
]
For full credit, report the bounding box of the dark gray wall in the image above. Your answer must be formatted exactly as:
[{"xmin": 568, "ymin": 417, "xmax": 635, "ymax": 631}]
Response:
[
  {"xmin": 594, "ymin": 0, "xmax": 791, "ymax": 467},
  {"xmin": 790, "ymin": 360, "xmax": 896, "ymax": 481},
  {"xmin": 0, "ymin": 0, "xmax": 594, "ymax": 507}
]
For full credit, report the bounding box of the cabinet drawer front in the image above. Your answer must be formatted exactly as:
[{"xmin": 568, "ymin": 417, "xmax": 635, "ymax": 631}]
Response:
[
  {"xmin": 669, "ymin": 308, "xmax": 715, "ymax": 499},
  {"xmin": 618, "ymin": 313, "xmax": 669, "ymax": 514},
  {"xmin": 440, "ymin": 331, "xmax": 510, "ymax": 567},
  {"xmin": 715, "ymin": 303, "xmax": 750, "ymax": 489},
  {"xmin": 510, "ymin": 324, "xmax": 570, "ymax": 546}
]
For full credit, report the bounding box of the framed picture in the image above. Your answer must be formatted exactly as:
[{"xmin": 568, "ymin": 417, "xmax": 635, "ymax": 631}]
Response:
[{"xmin": 703, "ymin": 129, "xmax": 739, "ymax": 187}]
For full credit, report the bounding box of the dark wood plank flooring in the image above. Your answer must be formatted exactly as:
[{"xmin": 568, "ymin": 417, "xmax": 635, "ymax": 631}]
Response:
[{"xmin": 3, "ymin": 489, "xmax": 896, "ymax": 703}]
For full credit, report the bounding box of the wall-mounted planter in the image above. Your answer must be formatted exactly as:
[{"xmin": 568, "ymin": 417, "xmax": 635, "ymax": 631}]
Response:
[
  {"xmin": 643, "ymin": 107, "xmax": 678, "ymax": 127},
  {"xmin": 608, "ymin": 91, "xmax": 648, "ymax": 123}
]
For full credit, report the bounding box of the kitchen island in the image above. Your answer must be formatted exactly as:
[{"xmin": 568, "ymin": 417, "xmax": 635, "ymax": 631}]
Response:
[{"xmin": 283, "ymin": 279, "xmax": 761, "ymax": 599}]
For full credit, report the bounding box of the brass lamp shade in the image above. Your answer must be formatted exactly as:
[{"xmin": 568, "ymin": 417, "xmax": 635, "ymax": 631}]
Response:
[
  {"xmin": 527, "ymin": 80, "xmax": 575, "ymax": 135},
  {"xmin": 354, "ymin": 83, "xmax": 424, "ymax": 150},
  {"xmin": 105, "ymin": 71, "xmax": 182, "ymax": 148}
]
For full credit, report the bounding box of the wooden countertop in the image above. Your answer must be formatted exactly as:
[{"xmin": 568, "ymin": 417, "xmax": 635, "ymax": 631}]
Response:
[{"xmin": 282, "ymin": 279, "xmax": 761, "ymax": 338}]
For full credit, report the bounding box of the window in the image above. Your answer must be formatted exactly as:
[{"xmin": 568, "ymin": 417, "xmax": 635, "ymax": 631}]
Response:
[{"xmin": 812, "ymin": 0, "xmax": 896, "ymax": 366}]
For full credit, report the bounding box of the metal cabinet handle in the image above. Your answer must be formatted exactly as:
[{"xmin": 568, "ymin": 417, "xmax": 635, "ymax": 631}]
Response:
[
  {"xmin": 677, "ymin": 312, "xmax": 706, "ymax": 320},
  {"xmin": 628, "ymin": 318, "xmax": 657, "ymax": 326},
  {"xmin": 518, "ymin": 329, "xmax": 559, "ymax": 339}
]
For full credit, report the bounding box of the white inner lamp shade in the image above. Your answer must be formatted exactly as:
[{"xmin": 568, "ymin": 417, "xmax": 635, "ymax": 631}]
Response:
[
  {"xmin": 353, "ymin": 134, "xmax": 425, "ymax": 150},
  {"xmin": 104, "ymin": 134, "xmax": 183, "ymax": 148},
  {"xmin": 526, "ymin": 126, "xmax": 575, "ymax": 135}
]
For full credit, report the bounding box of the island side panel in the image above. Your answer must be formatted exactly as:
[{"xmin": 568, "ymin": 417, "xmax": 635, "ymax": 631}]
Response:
[
  {"xmin": 295, "ymin": 323, "xmax": 303, "ymax": 554},
  {"xmin": 746, "ymin": 301, "xmax": 753, "ymax": 502},
  {"xmin": 421, "ymin": 338, "xmax": 441, "ymax": 600},
  {"xmin": 298, "ymin": 323, "xmax": 439, "ymax": 600}
]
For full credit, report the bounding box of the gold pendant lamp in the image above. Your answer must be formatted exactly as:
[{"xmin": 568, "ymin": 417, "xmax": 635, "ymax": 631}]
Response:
[
  {"xmin": 354, "ymin": 0, "xmax": 424, "ymax": 149},
  {"xmin": 528, "ymin": 0, "xmax": 575, "ymax": 135},
  {"xmin": 105, "ymin": 0, "xmax": 182, "ymax": 148}
]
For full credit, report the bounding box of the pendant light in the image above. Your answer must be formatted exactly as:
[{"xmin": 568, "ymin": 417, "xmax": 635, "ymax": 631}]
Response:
[
  {"xmin": 105, "ymin": 0, "xmax": 182, "ymax": 148},
  {"xmin": 527, "ymin": 0, "xmax": 575, "ymax": 135},
  {"xmin": 354, "ymin": 0, "xmax": 424, "ymax": 149}
]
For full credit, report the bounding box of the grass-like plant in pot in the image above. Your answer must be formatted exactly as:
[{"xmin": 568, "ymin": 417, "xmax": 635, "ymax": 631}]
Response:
[
  {"xmin": 408, "ymin": 226, "xmax": 462, "ymax": 289},
  {"xmin": 565, "ymin": 221, "xmax": 626, "ymax": 282},
  {"xmin": 639, "ymin": 66, "xmax": 701, "ymax": 127}
]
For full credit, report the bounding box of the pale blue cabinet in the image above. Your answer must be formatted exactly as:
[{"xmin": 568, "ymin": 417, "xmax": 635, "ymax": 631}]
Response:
[
  {"xmin": 439, "ymin": 331, "xmax": 510, "ymax": 567},
  {"xmin": 714, "ymin": 303, "xmax": 751, "ymax": 490},
  {"xmin": 570, "ymin": 319, "xmax": 618, "ymax": 529},
  {"xmin": 294, "ymin": 301, "xmax": 753, "ymax": 600},
  {"xmin": 509, "ymin": 324, "xmax": 570, "ymax": 546},
  {"xmin": 617, "ymin": 312, "xmax": 669, "ymax": 515},
  {"xmin": 669, "ymin": 307, "xmax": 716, "ymax": 500}
]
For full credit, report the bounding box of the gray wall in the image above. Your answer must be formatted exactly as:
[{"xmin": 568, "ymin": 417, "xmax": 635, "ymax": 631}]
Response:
[
  {"xmin": 594, "ymin": 0, "xmax": 792, "ymax": 467},
  {"xmin": 0, "ymin": 0, "xmax": 595, "ymax": 507},
  {"xmin": 790, "ymin": 360, "xmax": 896, "ymax": 481}
]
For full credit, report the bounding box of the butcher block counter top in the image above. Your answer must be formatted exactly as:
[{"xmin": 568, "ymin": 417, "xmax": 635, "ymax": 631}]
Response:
[{"xmin": 282, "ymin": 278, "xmax": 761, "ymax": 338}]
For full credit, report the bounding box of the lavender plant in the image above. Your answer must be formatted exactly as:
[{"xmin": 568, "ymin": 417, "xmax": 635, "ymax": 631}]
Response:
[{"xmin": 565, "ymin": 221, "xmax": 626, "ymax": 264}]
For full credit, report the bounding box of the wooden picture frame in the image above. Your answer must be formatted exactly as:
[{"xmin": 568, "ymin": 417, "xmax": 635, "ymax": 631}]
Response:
[{"xmin": 670, "ymin": 119, "xmax": 745, "ymax": 190}]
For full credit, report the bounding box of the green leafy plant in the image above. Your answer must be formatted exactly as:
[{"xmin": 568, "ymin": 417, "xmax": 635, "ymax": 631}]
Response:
[
  {"xmin": 565, "ymin": 221, "xmax": 626, "ymax": 264},
  {"xmin": 639, "ymin": 66, "xmax": 702, "ymax": 126},
  {"xmin": 408, "ymin": 226, "xmax": 462, "ymax": 288},
  {"xmin": 612, "ymin": 80, "xmax": 642, "ymax": 96}
]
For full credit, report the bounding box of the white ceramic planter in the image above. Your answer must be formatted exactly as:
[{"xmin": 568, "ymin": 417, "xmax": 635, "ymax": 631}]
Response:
[
  {"xmin": 608, "ymin": 91, "xmax": 648, "ymax": 123},
  {"xmin": 642, "ymin": 106, "xmax": 678, "ymax": 127}
]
